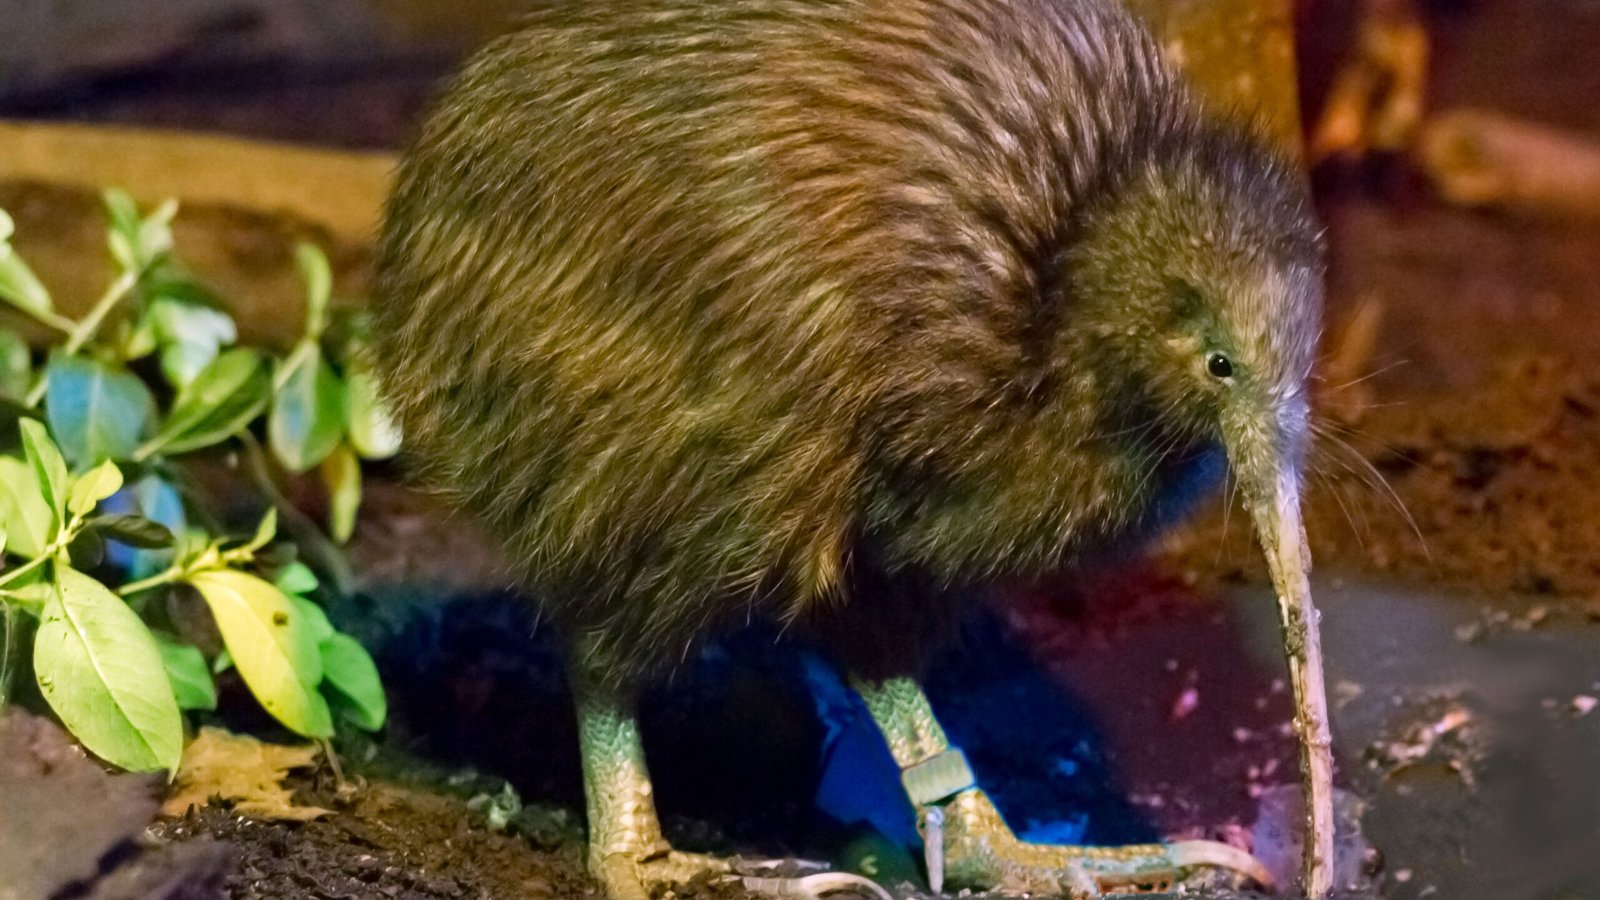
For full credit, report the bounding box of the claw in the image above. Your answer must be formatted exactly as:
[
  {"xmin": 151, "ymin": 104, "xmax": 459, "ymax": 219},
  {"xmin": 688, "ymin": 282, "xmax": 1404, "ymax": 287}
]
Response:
[
  {"xmin": 740, "ymin": 872, "xmax": 895, "ymax": 900},
  {"xmin": 1164, "ymin": 839, "xmax": 1276, "ymax": 892},
  {"xmin": 1084, "ymin": 840, "xmax": 1275, "ymax": 894},
  {"xmin": 738, "ymin": 857, "xmax": 833, "ymax": 873}
]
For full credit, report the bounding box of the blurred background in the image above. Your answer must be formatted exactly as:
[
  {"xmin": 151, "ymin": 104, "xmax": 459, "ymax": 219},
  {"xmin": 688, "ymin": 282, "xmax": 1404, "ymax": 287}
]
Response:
[{"xmin": 2, "ymin": 2, "xmax": 1598, "ymax": 900}]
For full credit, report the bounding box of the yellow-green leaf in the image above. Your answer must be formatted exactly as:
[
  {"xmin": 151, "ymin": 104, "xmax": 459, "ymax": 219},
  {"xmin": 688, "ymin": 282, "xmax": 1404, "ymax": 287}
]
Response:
[
  {"xmin": 0, "ymin": 211, "xmax": 54, "ymax": 319},
  {"xmin": 0, "ymin": 329, "xmax": 32, "ymax": 400},
  {"xmin": 34, "ymin": 566, "xmax": 183, "ymax": 772},
  {"xmin": 19, "ymin": 417, "xmax": 69, "ymax": 523},
  {"xmin": 345, "ymin": 367, "xmax": 401, "ymax": 460},
  {"xmin": 187, "ymin": 569, "xmax": 331, "ymax": 738},
  {"xmin": 0, "ymin": 456, "xmax": 52, "ymax": 557},
  {"xmin": 295, "ymin": 243, "xmax": 332, "ymax": 339},
  {"xmin": 68, "ymin": 460, "xmax": 124, "ymax": 518},
  {"xmin": 241, "ymin": 507, "xmax": 277, "ymax": 555},
  {"xmin": 320, "ymin": 443, "xmax": 360, "ymax": 544}
]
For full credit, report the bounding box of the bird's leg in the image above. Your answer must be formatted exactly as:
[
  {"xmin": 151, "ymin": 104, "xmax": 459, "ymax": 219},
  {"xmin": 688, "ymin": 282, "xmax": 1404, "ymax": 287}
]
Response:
[
  {"xmin": 571, "ymin": 648, "xmax": 893, "ymax": 900},
  {"xmin": 571, "ymin": 660, "xmax": 731, "ymax": 900},
  {"xmin": 850, "ymin": 675, "xmax": 1274, "ymax": 897}
]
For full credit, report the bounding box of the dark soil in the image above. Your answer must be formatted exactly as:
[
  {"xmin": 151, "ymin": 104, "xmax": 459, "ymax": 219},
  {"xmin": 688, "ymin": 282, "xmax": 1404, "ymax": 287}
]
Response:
[{"xmin": 151, "ymin": 780, "xmax": 601, "ymax": 900}]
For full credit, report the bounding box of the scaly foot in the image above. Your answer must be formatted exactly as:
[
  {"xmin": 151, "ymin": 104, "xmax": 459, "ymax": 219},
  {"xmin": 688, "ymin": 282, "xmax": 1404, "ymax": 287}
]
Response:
[
  {"xmin": 591, "ymin": 848, "xmax": 732, "ymax": 900},
  {"xmin": 934, "ymin": 788, "xmax": 1273, "ymax": 897}
]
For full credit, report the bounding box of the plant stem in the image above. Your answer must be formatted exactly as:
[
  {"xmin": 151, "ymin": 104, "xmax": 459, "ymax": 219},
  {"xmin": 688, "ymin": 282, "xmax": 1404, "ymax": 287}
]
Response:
[
  {"xmin": 0, "ymin": 603, "xmax": 17, "ymax": 708},
  {"xmin": 33, "ymin": 309, "xmax": 77, "ymax": 335},
  {"xmin": 117, "ymin": 566, "xmax": 184, "ymax": 597},
  {"xmin": 24, "ymin": 269, "xmax": 139, "ymax": 407},
  {"xmin": 0, "ymin": 517, "xmax": 82, "ymax": 591},
  {"xmin": 0, "ymin": 546, "xmax": 56, "ymax": 590},
  {"xmin": 239, "ymin": 433, "xmax": 355, "ymax": 596},
  {"xmin": 318, "ymin": 737, "xmax": 347, "ymax": 786},
  {"xmin": 65, "ymin": 270, "xmax": 138, "ymax": 357}
]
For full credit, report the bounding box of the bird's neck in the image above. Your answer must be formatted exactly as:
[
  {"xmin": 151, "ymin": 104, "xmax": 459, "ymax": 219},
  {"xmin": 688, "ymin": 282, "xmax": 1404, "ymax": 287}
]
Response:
[{"xmin": 865, "ymin": 363, "xmax": 1210, "ymax": 587}]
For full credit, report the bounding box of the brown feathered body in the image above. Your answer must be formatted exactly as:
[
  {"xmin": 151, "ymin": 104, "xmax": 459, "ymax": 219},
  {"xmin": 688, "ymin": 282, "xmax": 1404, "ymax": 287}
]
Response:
[{"xmin": 372, "ymin": 0, "xmax": 1322, "ymax": 685}]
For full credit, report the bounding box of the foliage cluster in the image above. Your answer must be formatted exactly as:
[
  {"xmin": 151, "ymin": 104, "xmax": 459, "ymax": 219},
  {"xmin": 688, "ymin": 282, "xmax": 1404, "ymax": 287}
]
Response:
[{"xmin": 0, "ymin": 191, "xmax": 396, "ymax": 772}]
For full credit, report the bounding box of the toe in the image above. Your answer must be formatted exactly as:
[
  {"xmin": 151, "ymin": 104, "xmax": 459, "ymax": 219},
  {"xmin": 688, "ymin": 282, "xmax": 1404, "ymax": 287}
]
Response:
[
  {"xmin": 594, "ymin": 855, "xmax": 653, "ymax": 900},
  {"xmin": 741, "ymin": 872, "xmax": 894, "ymax": 900},
  {"xmin": 1166, "ymin": 839, "xmax": 1276, "ymax": 891}
]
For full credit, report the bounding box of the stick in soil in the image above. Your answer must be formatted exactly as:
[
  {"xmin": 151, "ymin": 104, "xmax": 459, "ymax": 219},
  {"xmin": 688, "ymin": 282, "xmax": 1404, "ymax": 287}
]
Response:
[{"xmin": 1255, "ymin": 475, "xmax": 1336, "ymax": 899}]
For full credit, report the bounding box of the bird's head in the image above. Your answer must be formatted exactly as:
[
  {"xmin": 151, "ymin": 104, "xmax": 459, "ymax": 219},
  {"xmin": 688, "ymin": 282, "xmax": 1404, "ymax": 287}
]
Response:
[
  {"xmin": 1064, "ymin": 115, "xmax": 1326, "ymax": 665},
  {"xmin": 1065, "ymin": 117, "xmax": 1323, "ymax": 517},
  {"xmin": 1047, "ymin": 106, "xmax": 1337, "ymax": 896}
]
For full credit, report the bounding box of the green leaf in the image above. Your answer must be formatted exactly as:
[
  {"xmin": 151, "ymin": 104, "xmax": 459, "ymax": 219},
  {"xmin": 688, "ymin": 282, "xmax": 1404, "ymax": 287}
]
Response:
[
  {"xmin": 34, "ymin": 565, "xmax": 184, "ymax": 772},
  {"xmin": 103, "ymin": 190, "xmax": 175, "ymax": 273},
  {"xmin": 269, "ymin": 342, "xmax": 345, "ymax": 473},
  {"xmin": 187, "ymin": 569, "xmax": 331, "ymax": 738},
  {"xmin": 0, "ymin": 212, "xmax": 54, "ymax": 319},
  {"xmin": 241, "ymin": 507, "xmax": 277, "ymax": 555},
  {"xmin": 85, "ymin": 513, "xmax": 174, "ymax": 549},
  {"xmin": 137, "ymin": 200, "xmax": 178, "ymax": 268},
  {"xmin": 19, "ymin": 417, "xmax": 69, "ymax": 526},
  {"xmin": 0, "ymin": 456, "xmax": 52, "ymax": 557},
  {"xmin": 0, "ymin": 329, "xmax": 31, "ymax": 400},
  {"xmin": 121, "ymin": 309, "xmax": 158, "ymax": 360},
  {"xmin": 212, "ymin": 647, "xmax": 232, "ymax": 674},
  {"xmin": 295, "ymin": 243, "xmax": 332, "ymax": 339},
  {"xmin": 321, "ymin": 443, "xmax": 360, "ymax": 544},
  {"xmin": 292, "ymin": 595, "xmax": 334, "ymax": 644},
  {"xmin": 149, "ymin": 293, "xmax": 237, "ymax": 389},
  {"xmin": 319, "ymin": 632, "xmax": 385, "ymax": 731},
  {"xmin": 124, "ymin": 475, "xmax": 185, "ymax": 578},
  {"xmin": 174, "ymin": 526, "xmax": 210, "ymax": 567},
  {"xmin": 0, "ymin": 252, "xmax": 53, "ymax": 321},
  {"xmin": 141, "ymin": 347, "xmax": 269, "ymax": 457},
  {"xmin": 273, "ymin": 561, "xmax": 318, "ymax": 597},
  {"xmin": 103, "ymin": 189, "xmax": 142, "ymax": 273},
  {"xmin": 68, "ymin": 460, "xmax": 124, "ymax": 517},
  {"xmin": 45, "ymin": 355, "xmax": 155, "ymax": 467},
  {"xmin": 67, "ymin": 528, "xmax": 105, "ymax": 569},
  {"xmin": 345, "ymin": 367, "xmax": 401, "ymax": 460},
  {"xmin": 102, "ymin": 189, "xmax": 140, "ymax": 239},
  {"xmin": 154, "ymin": 632, "xmax": 217, "ymax": 711}
]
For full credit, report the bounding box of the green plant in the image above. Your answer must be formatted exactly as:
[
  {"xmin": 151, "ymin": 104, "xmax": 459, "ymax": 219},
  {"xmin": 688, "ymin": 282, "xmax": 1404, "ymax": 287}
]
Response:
[{"xmin": 0, "ymin": 191, "xmax": 396, "ymax": 773}]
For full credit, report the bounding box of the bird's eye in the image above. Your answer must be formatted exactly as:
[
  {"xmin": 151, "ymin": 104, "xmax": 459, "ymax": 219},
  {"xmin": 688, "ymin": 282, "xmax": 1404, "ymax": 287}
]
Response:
[{"xmin": 1206, "ymin": 352, "xmax": 1234, "ymax": 380}]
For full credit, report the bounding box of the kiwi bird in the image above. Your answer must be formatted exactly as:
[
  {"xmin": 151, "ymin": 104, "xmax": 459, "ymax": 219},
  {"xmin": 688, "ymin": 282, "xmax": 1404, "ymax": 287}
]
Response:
[{"xmin": 372, "ymin": 0, "xmax": 1336, "ymax": 897}]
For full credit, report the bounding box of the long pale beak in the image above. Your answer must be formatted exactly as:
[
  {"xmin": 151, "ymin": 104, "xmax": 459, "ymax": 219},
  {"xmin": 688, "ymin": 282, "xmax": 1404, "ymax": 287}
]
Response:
[{"xmin": 1236, "ymin": 444, "xmax": 1335, "ymax": 898}]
